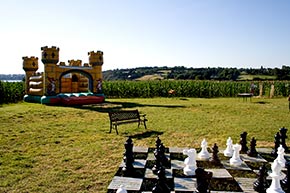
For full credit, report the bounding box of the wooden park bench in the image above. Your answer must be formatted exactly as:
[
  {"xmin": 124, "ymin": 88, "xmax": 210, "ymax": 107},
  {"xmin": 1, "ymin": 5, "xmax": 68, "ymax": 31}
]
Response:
[{"xmin": 108, "ymin": 110, "xmax": 147, "ymax": 134}]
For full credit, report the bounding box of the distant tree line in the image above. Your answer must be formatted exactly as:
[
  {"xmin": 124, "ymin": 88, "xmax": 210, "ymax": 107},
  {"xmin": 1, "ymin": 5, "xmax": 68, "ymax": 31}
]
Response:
[
  {"xmin": 0, "ymin": 74, "xmax": 25, "ymax": 81},
  {"xmin": 102, "ymin": 65, "xmax": 290, "ymax": 81},
  {"xmin": 2, "ymin": 65, "xmax": 290, "ymax": 81}
]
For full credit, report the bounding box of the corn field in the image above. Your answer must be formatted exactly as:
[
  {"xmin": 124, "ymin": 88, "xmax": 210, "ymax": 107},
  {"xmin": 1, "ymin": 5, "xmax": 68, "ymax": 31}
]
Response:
[
  {"xmin": 1, "ymin": 80, "xmax": 290, "ymax": 104},
  {"xmin": 0, "ymin": 81, "xmax": 25, "ymax": 104},
  {"xmin": 103, "ymin": 80, "xmax": 290, "ymax": 98}
]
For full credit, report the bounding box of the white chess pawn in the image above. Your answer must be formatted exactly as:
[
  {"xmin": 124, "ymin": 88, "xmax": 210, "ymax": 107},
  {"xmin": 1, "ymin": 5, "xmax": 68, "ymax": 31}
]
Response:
[
  {"xmin": 276, "ymin": 145, "xmax": 286, "ymax": 168},
  {"xmin": 183, "ymin": 148, "xmax": 197, "ymax": 176},
  {"xmin": 116, "ymin": 185, "xmax": 127, "ymax": 193},
  {"xmin": 266, "ymin": 159, "xmax": 284, "ymax": 193},
  {"xmin": 230, "ymin": 144, "xmax": 243, "ymax": 166},
  {"xmin": 198, "ymin": 139, "xmax": 210, "ymax": 160},
  {"xmin": 224, "ymin": 137, "xmax": 234, "ymax": 157}
]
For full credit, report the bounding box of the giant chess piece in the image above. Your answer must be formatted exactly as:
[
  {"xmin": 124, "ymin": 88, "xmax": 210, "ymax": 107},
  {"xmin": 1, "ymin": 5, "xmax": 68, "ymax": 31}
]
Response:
[
  {"xmin": 152, "ymin": 137, "xmax": 162, "ymax": 174},
  {"xmin": 247, "ymin": 137, "xmax": 258, "ymax": 157},
  {"xmin": 230, "ymin": 144, "xmax": 243, "ymax": 166},
  {"xmin": 152, "ymin": 166, "xmax": 171, "ymax": 193},
  {"xmin": 240, "ymin": 131, "xmax": 248, "ymax": 153},
  {"xmin": 116, "ymin": 185, "xmax": 128, "ymax": 193},
  {"xmin": 158, "ymin": 143, "xmax": 170, "ymax": 168},
  {"xmin": 183, "ymin": 148, "xmax": 197, "ymax": 176},
  {"xmin": 272, "ymin": 132, "xmax": 281, "ymax": 156},
  {"xmin": 282, "ymin": 161, "xmax": 290, "ymax": 192},
  {"xmin": 152, "ymin": 143, "xmax": 169, "ymax": 174},
  {"xmin": 224, "ymin": 137, "xmax": 234, "ymax": 157},
  {"xmin": 198, "ymin": 139, "xmax": 210, "ymax": 160},
  {"xmin": 210, "ymin": 143, "xmax": 221, "ymax": 165},
  {"xmin": 279, "ymin": 127, "xmax": 289, "ymax": 153},
  {"xmin": 276, "ymin": 145, "xmax": 286, "ymax": 168},
  {"xmin": 152, "ymin": 148, "xmax": 162, "ymax": 175},
  {"xmin": 253, "ymin": 164, "xmax": 269, "ymax": 193},
  {"xmin": 155, "ymin": 136, "xmax": 162, "ymax": 150},
  {"xmin": 266, "ymin": 159, "xmax": 285, "ymax": 193},
  {"xmin": 196, "ymin": 167, "xmax": 213, "ymax": 193},
  {"xmin": 122, "ymin": 137, "xmax": 134, "ymax": 175}
]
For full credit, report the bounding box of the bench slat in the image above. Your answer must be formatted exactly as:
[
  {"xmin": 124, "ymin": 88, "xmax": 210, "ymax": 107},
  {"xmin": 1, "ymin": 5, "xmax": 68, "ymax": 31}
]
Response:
[{"xmin": 110, "ymin": 111, "xmax": 140, "ymax": 121}]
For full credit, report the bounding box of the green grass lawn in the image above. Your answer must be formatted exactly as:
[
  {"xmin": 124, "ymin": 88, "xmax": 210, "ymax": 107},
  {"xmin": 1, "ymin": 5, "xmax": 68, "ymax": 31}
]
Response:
[{"xmin": 1, "ymin": 97, "xmax": 290, "ymax": 192}]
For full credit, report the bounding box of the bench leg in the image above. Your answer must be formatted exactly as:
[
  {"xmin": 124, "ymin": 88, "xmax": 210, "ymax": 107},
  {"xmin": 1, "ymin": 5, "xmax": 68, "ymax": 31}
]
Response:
[
  {"xmin": 109, "ymin": 122, "xmax": 112, "ymax": 133},
  {"xmin": 143, "ymin": 120, "xmax": 147, "ymax": 129},
  {"xmin": 115, "ymin": 125, "xmax": 119, "ymax": 135}
]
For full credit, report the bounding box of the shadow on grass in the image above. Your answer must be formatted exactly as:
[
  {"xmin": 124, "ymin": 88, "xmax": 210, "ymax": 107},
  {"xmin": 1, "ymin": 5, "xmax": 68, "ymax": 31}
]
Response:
[
  {"xmin": 127, "ymin": 130, "xmax": 164, "ymax": 139},
  {"xmin": 253, "ymin": 101, "xmax": 270, "ymax": 104},
  {"xmin": 73, "ymin": 101, "xmax": 185, "ymax": 113}
]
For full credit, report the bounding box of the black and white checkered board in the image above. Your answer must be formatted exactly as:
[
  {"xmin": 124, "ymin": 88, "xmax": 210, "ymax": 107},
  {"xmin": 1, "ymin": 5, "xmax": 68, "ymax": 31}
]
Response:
[{"xmin": 107, "ymin": 146, "xmax": 290, "ymax": 193}]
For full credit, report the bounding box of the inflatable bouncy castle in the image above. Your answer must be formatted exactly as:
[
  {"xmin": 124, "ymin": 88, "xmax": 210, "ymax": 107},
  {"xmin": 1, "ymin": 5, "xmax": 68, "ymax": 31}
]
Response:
[{"xmin": 22, "ymin": 46, "xmax": 105, "ymax": 105}]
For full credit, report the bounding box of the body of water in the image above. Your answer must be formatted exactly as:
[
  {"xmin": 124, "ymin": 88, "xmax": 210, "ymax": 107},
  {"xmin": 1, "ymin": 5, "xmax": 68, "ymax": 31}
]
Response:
[{"xmin": 1, "ymin": 80, "xmax": 23, "ymax": 82}]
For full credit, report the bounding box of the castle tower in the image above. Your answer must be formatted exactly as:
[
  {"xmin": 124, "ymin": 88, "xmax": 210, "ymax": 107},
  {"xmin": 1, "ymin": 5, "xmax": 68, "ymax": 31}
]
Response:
[
  {"xmin": 41, "ymin": 46, "xmax": 59, "ymax": 64},
  {"xmin": 41, "ymin": 46, "xmax": 59, "ymax": 95},
  {"xmin": 88, "ymin": 51, "xmax": 103, "ymax": 93},
  {"xmin": 88, "ymin": 51, "xmax": 103, "ymax": 66},
  {"xmin": 22, "ymin": 56, "xmax": 39, "ymax": 94}
]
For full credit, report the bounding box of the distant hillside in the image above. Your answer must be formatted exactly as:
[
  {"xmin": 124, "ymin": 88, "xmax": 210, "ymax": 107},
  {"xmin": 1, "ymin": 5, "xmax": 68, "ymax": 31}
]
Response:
[
  {"xmin": 102, "ymin": 66, "xmax": 289, "ymax": 81},
  {"xmin": 0, "ymin": 74, "xmax": 25, "ymax": 81}
]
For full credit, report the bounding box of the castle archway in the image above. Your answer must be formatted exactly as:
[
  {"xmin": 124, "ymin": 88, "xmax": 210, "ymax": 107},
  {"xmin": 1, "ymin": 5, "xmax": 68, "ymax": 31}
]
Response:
[{"xmin": 59, "ymin": 69, "xmax": 93, "ymax": 93}]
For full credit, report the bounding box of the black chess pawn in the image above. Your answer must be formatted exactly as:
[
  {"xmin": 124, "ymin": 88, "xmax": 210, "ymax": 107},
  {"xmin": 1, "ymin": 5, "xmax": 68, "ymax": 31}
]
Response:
[
  {"xmin": 210, "ymin": 143, "xmax": 221, "ymax": 165},
  {"xmin": 253, "ymin": 164, "xmax": 269, "ymax": 193},
  {"xmin": 282, "ymin": 161, "xmax": 290, "ymax": 192},
  {"xmin": 247, "ymin": 137, "xmax": 258, "ymax": 157},
  {"xmin": 279, "ymin": 127, "xmax": 289, "ymax": 153},
  {"xmin": 196, "ymin": 167, "xmax": 213, "ymax": 193},
  {"xmin": 122, "ymin": 137, "xmax": 134, "ymax": 175},
  {"xmin": 272, "ymin": 132, "xmax": 281, "ymax": 156},
  {"xmin": 152, "ymin": 166, "xmax": 171, "ymax": 193}
]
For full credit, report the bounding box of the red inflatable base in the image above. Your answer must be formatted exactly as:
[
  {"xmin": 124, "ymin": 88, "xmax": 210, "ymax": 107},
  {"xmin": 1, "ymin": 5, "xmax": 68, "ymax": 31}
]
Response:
[{"xmin": 61, "ymin": 96, "xmax": 105, "ymax": 106}]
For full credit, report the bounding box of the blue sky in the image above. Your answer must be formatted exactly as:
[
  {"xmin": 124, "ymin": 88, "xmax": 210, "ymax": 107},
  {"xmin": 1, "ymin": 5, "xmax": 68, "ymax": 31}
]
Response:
[{"xmin": 1, "ymin": 0, "xmax": 289, "ymax": 74}]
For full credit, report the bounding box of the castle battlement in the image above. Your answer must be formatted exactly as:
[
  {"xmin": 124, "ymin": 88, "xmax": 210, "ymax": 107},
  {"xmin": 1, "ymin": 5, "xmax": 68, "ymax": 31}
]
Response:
[
  {"xmin": 68, "ymin": 60, "xmax": 82, "ymax": 67},
  {"xmin": 41, "ymin": 46, "xmax": 60, "ymax": 64},
  {"xmin": 41, "ymin": 46, "xmax": 59, "ymax": 51},
  {"xmin": 23, "ymin": 56, "xmax": 38, "ymax": 59},
  {"xmin": 22, "ymin": 56, "xmax": 39, "ymax": 71},
  {"xmin": 88, "ymin": 50, "xmax": 103, "ymax": 66}
]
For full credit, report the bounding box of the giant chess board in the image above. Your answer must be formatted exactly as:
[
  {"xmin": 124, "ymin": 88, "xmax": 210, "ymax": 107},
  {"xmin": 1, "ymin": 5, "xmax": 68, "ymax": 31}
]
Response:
[{"xmin": 107, "ymin": 136, "xmax": 290, "ymax": 193}]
